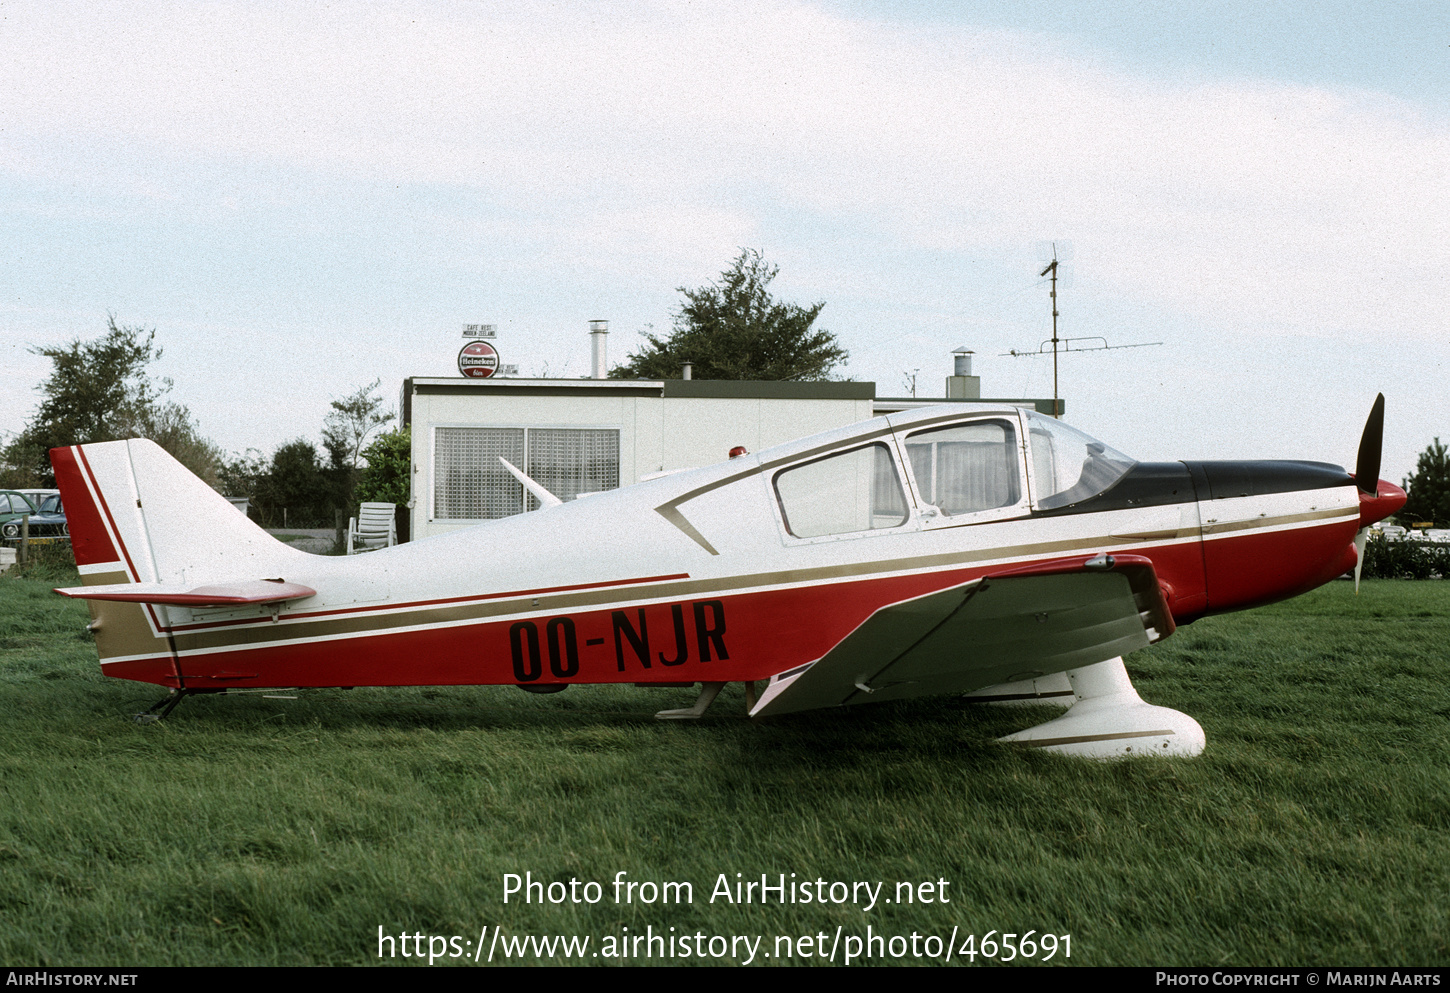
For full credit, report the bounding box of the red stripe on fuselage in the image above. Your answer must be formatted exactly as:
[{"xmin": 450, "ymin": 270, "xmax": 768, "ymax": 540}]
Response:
[
  {"xmin": 164, "ymin": 567, "xmax": 984, "ymax": 689},
  {"xmin": 99, "ymin": 657, "xmax": 183, "ymax": 687},
  {"xmin": 1202, "ymin": 517, "xmax": 1359, "ymax": 614},
  {"xmin": 90, "ymin": 482, "xmax": 1359, "ymax": 692}
]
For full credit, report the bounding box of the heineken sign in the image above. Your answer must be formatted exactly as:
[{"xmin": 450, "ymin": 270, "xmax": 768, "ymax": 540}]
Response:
[{"xmin": 458, "ymin": 341, "xmax": 500, "ymax": 378}]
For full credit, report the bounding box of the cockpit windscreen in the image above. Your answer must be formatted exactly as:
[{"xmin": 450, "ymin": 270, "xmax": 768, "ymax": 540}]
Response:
[{"xmin": 1025, "ymin": 413, "xmax": 1136, "ymax": 510}]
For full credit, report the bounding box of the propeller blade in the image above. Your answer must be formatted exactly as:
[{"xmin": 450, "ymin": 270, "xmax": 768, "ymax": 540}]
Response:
[
  {"xmin": 1354, "ymin": 527, "xmax": 1367, "ymax": 594},
  {"xmin": 1355, "ymin": 393, "xmax": 1385, "ymax": 495}
]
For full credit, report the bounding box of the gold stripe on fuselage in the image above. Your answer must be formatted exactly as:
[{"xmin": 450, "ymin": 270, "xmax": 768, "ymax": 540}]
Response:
[{"xmin": 1199, "ymin": 505, "xmax": 1351, "ymax": 536}]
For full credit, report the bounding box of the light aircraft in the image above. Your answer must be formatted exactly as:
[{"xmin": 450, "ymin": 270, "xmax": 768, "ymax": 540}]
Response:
[{"xmin": 52, "ymin": 397, "xmax": 1403, "ymax": 757}]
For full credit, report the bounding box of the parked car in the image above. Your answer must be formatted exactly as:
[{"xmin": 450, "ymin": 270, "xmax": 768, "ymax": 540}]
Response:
[
  {"xmin": 36, "ymin": 493, "xmax": 66, "ymax": 536},
  {"xmin": 0, "ymin": 491, "xmax": 68, "ymax": 542},
  {"xmin": 15, "ymin": 488, "xmax": 58, "ymax": 508}
]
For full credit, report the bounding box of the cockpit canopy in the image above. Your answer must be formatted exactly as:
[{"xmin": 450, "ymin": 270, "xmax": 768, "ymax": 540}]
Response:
[{"xmin": 769, "ymin": 407, "xmax": 1137, "ymax": 539}]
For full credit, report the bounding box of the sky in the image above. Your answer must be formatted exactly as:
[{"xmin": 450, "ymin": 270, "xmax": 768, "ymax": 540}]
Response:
[{"xmin": 1, "ymin": 1, "xmax": 1446, "ymax": 484}]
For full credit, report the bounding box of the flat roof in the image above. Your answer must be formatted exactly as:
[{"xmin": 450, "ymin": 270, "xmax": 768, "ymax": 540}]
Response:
[
  {"xmin": 663, "ymin": 380, "xmax": 873, "ymax": 400},
  {"xmin": 406, "ymin": 377, "xmax": 874, "ymax": 399},
  {"xmin": 403, "ymin": 376, "xmax": 879, "ymax": 427},
  {"xmin": 401, "ymin": 377, "xmax": 1056, "ymax": 421},
  {"xmin": 875, "ymin": 396, "xmax": 1062, "ymax": 416}
]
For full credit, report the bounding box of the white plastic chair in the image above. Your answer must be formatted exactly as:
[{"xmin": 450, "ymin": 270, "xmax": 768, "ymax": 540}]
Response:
[{"xmin": 347, "ymin": 503, "xmax": 397, "ymax": 555}]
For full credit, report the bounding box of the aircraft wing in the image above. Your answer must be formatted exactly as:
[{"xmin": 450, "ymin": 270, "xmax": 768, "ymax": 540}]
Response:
[
  {"xmin": 54, "ymin": 579, "xmax": 316, "ymax": 607},
  {"xmin": 750, "ymin": 554, "xmax": 1173, "ymax": 718}
]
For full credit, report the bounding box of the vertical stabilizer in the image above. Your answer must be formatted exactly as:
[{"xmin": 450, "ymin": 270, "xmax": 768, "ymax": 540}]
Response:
[
  {"xmin": 53, "ymin": 439, "xmax": 302, "ymax": 586},
  {"xmin": 50, "ymin": 440, "xmax": 303, "ymax": 685}
]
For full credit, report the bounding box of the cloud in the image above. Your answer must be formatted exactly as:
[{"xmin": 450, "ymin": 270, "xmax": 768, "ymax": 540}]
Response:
[{"xmin": 2, "ymin": 0, "xmax": 1445, "ymax": 345}]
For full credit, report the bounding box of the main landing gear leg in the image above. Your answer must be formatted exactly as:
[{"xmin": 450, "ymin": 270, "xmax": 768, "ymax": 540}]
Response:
[
  {"xmin": 996, "ymin": 657, "xmax": 1205, "ymax": 758},
  {"xmin": 135, "ymin": 688, "xmax": 191, "ymax": 724}
]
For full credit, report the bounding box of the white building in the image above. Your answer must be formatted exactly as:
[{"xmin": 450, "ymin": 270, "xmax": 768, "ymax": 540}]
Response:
[
  {"xmin": 400, "ymin": 374, "xmax": 1056, "ymax": 543},
  {"xmin": 397, "ymin": 327, "xmax": 1055, "ymax": 542},
  {"xmin": 403, "ymin": 377, "xmax": 873, "ymax": 542}
]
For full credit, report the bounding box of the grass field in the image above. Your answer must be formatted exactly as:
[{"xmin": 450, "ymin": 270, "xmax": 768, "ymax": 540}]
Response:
[{"xmin": 1, "ymin": 556, "xmax": 1446, "ymax": 967}]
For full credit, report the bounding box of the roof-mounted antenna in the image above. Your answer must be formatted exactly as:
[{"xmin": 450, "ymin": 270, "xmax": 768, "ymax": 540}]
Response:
[
  {"xmin": 1041, "ymin": 247, "xmax": 1062, "ymax": 417},
  {"xmin": 1003, "ymin": 243, "xmax": 1161, "ymax": 417}
]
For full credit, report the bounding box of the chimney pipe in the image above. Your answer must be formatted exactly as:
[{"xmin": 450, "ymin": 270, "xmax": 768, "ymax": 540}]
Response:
[
  {"xmin": 682, "ymin": 361, "xmax": 693, "ymax": 380},
  {"xmin": 589, "ymin": 320, "xmax": 608, "ymax": 379},
  {"xmin": 947, "ymin": 346, "xmax": 980, "ymax": 399}
]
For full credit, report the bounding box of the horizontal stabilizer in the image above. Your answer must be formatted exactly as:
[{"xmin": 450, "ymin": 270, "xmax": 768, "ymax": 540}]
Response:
[{"xmin": 55, "ymin": 579, "xmax": 316, "ymax": 607}]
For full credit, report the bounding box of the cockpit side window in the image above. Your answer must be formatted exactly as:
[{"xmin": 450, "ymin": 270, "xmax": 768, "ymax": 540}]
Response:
[
  {"xmin": 903, "ymin": 420, "xmax": 1021, "ymax": 516},
  {"xmin": 774, "ymin": 443, "xmax": 909, "ymax": 538}
]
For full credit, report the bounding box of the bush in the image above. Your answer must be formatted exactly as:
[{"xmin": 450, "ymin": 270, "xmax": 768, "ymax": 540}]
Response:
[
  {"xmin": 1360, "ymin": 533, "xmax": 1450, "ymax": 579},
  {"xmin": 355, "ymin": 428, "xmax": 410, "ymax": 507},
  {"xmin": 248, "ymin": 439, "xmax": 339, "ymax": 528},
  {"xmin": 1, "ymin": 540, "xmax": 79, "ymax": 584}
]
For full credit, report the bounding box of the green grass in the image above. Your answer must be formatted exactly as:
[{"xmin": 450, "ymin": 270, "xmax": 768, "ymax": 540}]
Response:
[{"xmin": 1, "ymin": 567, "xmax": 1446, "ymax": 966}]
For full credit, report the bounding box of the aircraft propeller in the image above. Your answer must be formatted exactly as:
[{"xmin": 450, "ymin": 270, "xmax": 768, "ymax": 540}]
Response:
[
  {"xmin": 1353, "ymin": 393, "xmax": 1386, "ymax": 593},
  {"xmin": 1355, "ymin": 393, "xmax": 1385, "ymax": 497}
]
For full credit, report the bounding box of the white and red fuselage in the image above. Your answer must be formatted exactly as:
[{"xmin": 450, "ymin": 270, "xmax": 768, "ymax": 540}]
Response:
[{"xmin": 51, "ymin": 405, "xmax": 1405, "ymax": 706}]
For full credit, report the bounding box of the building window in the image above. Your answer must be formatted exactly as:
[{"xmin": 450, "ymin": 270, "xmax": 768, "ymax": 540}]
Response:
[
  {"xmin": 434, "ymin": 427, "xmax": 525, "ymax": 519},
  {"xmin": 527, "ymin": 428, "xmax": 620, "ymax": 505},
  {"xmin": 433, "ymin": 426, "xmax": 620, "ymax": 520}
]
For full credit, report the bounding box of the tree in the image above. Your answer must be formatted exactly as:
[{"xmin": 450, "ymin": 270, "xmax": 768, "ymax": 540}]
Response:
[
  {"xmin": 1, "ymin": 317, "xmax": 221, "ymax": 487},
  {"xmin": 216, "ymin": 382, "xmax": 393, "ymax": 527},
  {"xmin": 611, "ymin": 249, "xmax": 848, "ymax": 381},
  {"xmin": 0, "ymin": 434, "xmax": 46, "ymax": 490},
  {"xmin": 323, "ymin": 379, "xmax": 395, "ymax": 472},
  {"xmin": 217, "ymin": 448, "xmax": 268, "ymax": 500},
  {"xmin": 355, "ymin": 428, "xmax": 411, "ymax": 507},
  {"xmin": 322, "ymin": 379, "xmax": 395, "ymax": 514},
  {"xmin": 1401, "ymin": 438, "xmax": 1450, "ymax": 527},
  {"xmin": 118, "ymin": 401, "xmax": 225, "ymax": 489},
  {"xmin": 251, "ymin": 440, "xmax": 332, "ymax": 528}
]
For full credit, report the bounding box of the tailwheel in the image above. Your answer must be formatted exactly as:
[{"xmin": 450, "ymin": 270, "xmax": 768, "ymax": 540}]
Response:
[{"xmin": 134, "ymin": 688, "xmax": 193, "ymax": 724}]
